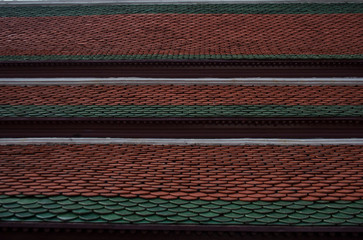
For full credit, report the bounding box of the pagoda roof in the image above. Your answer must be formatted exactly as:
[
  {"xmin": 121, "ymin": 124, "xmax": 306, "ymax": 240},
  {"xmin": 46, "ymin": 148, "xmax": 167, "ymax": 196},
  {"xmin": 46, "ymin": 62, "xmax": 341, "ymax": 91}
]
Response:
[
  {"xmin": 0, "ymin": 141, "xmax": 362, "ymax": 226},
  {"xmin": 0, "ymin": 2, "xmax": 362, "ymax": 62},
  {"xmin": 0, "ymin": 84, "xmax": 362, "ymax": 118}
]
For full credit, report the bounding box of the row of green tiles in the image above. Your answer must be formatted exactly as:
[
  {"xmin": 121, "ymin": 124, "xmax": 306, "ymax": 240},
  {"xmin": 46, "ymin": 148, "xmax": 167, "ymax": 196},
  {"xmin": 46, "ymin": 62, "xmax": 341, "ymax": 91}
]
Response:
[
  {"xmin": 0, "ymin": 195, "xmax": 362, "ymax": 225},
  {"xmin": 0, "ymin": 105, "xmax": 362, "ymax": 118},
  {"xmin": 1, "ymin": 55, "xmax": 362, "ymax": 61},
  {"xmin": 0, "ymin": 3, "xmax": 362, "ymax": 17}
]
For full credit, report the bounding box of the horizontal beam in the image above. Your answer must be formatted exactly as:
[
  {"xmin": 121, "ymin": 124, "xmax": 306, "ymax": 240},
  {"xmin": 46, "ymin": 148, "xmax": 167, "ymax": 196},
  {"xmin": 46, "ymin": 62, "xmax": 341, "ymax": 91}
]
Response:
[
  {"xmin": 1, "ymin": 60, "xmax": 362, "ymax": 78},
  {"xmin": 1, "ymin": 77, "xmax": 362, "ymax": 86},
  {"xmin": 1, "ymin": 118, "xmax": 362, "ymax": 138},
  {"xmin": 1, "ymin": 138, "xmax": 362, "ymax": 145},
  {"xmin": 1, "ymin": 222, "xmax": 363, "ymax": 233}
]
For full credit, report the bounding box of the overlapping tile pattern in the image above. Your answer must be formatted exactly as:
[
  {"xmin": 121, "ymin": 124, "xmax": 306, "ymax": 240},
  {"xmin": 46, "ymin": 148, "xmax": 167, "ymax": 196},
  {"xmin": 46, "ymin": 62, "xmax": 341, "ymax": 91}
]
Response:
[
  {"xmin": 0, "ymin": 4, "xmax": 362, "ymax": 61},
  {"xmin": 0, "ymin": 143, "xmax": 362, "ymax": 225},
  {"xmin": 1, "ymin": 144, "xmax": 362, "ymax": 201},
  {"xmin": 2, "ymin": 3, "xmax": 363, "ymax": 17},
  {"xmin": 1, "ymin": 85, "xmax": 362, "ymax": 106},
  {"xmin": 1, "ymin": 195, "xmax": 363, "ymax": 225},
  {"xmin": 1, "ymin": 85, "xmax": 362, "ymax": 118}
]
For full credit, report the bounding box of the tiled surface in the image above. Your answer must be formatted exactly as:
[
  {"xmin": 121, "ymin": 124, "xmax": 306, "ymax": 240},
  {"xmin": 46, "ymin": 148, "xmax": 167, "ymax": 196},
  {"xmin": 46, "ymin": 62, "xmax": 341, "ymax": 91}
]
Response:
[
  {"xmin": 1, "ymin": 85, "xmax": 362, "ymax": 106},
  {"xmin": 0, "ymin": 144, "xmax": 362, "ymax": 201},
  {"xmin": 1, "ymin": 195, "xmax": 363, "ymax": 225},
  {"xmin": 0, "ymin": 4, "xmax": 362, "ymax": 60},
  {"xmin": 1, "ymin": 85, "xmax": 361, "ymax": 118},
  {"xmin": 1, "ymin": 105, "xmax": 362, "ymax": 118},
  {"xmin": 2, "ymin": 4, "xmax": 363, "ymax": 17}
]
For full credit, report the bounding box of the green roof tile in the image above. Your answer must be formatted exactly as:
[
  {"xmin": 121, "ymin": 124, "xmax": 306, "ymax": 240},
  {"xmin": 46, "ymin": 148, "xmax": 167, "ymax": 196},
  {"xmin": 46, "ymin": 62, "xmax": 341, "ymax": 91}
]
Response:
[
  {"xmin": 341, "ymin": 208, "xmax": 361, "ymax": 215},
  {"xmin": 129, "ymin": 198, "xmax": 148, "ymax": 204},
  {"xmin": 78, "ymin": 200, "xmax": 97, "ymax": 206},
  {"xmin": 1, "ymin": 105, "xmax": 361, "ymax": 118},
  {"xmin": 137, "ymin": 210, "xmax": 154, "ymax": 217},
  {"xmin": 139, "ymin": 202, "xmax": 157, "ymax": 208},
  {"xmin": 89, "ymin": 196, "xmax": 108, "ymax": 202},
  {"xmin": 223, "ymin": 204, "xmax": 241, "ymax": 210},
  {"xmin": 37, "ymin": 199, "xmax": 55, "ymax": 205},
  {"xmin": 190, "ymin": 216, "xmax": 210, "ymax": 222},
  {"xmin": 158, "ymin": 211, "xmax": 175, "ymax": 217},
  {"xmin": 255, "ymin": 208, "xmax": 274, "ymax": 214},
  {"xmin": 179, "ymin": 212, "xmax": 198, "ymax": 218},
  {"xmin": 99, "ymin": 200, "xmax": 117, "ymax": 206},
  {"xmin": 311, "ymin": 213, "xmax": 331, "ymax": 220},
  {"xmin": 125, "ymin": 206, "xmax": 144, "ymax": 212},
  {"xmin": 57, "ymin": 213, "xmax": 78, "ymax": 221},
  {"xmin": 83, "ymin": 204, "xmax": 103, "ymax": 210},
  {"xmin": 36, "ymin": 212, "xmax": 55, "ymax": 219},
  {"xmin": 167, "ymin": 215, "xmax": 188, "ymax": 222},
  {"xmin": 1, "ymin": 195, "xmax": 362, "ymax": 225},
  {"xmin": 332, "ymin": 213, "xmax": 354, "ymax": 219},
  {"xmin": 0, "ymin": 212, "xmax": 14, "ymax": 218},
  {"xmin": 49, "ymin": 208, "xmax": 68, "ymax": 214},
  {"xmin": 200, "ymin": 212, "xmax": 219, "ymax": 218},
  {"xmin": 62, "ymin": 204, "xmax": 82, "ymax": 210},
  {"xmin": 231, "ymin": 208, "xmax": 252, "ymax": 215},
  {"xmin": 79, "ymin": 213, "xmax": 99, "ymax": 221},
  {"xmin": 94, "ymin": 209, "xmax": 112, "ymax": 214},
  {"xmin": 212, "ymin": 216, "xmax": 232, "ymax": 223},
  {"xmin": 72, "ymin": 208, "xmax": 92, "ymax": 215},
  {"xmin": 100, "ymin": 214, "xmax": 122, "ymax": 221},
  {"xmin": 68, "ymin": 196, "xmax": 87, "ymax": 202},
  {"xmin": 211, "ymin": 208, "xmax": 231, "ymax": 214},
  {"xmin": 346, "ymin": 218, "xmax": 363, "ymax": 224},
  {"xmin": 257, "ymin": 217, "xmax": 279, "ymax": 224},
  {"xmin": 17, "ymin": 199, "xmax": 37, "ymax": 205},
  {"xmin": 15, "ymin": 212, "xmax": 34, "ymax": 219},
  {"xmin": 180, "ymin": 203, "xmax": 199, "ymax": 209},
  {"xmin": 234, "ymin": 216, "xmax": 255, "ymax": 223},
  {"xmin": 3, "ymin": 203, "xmax": 20, "ymax": 209},
  {"xmin": 28, "ymin": 208, "xmax": 47, "ymax": 214},
  {"xmin": 246, "ymin": 212, "xmax": 265, "ymax": 219},
  {"xmin": 114, "ymin": 209, "xmax": 133, "ymax": 216},
  {"xmin": 279, "ymin": 218, "xmax": 301, "ymax": 224},
  {"xmin": 0, "ymin": 197, "xmax": 18, "ymax": 204},
  {"xmin": 9, "ymin": 207, "xmax": 26, "ymax": 213}
]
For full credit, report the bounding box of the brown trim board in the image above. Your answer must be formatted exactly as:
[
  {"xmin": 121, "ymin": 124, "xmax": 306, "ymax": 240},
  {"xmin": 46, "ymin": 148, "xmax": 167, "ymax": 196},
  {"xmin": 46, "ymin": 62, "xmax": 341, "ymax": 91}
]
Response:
[
  {"xmin": 0, "ymin": 59, "xmax": 362, "ymax": 78},
  {"xmin": 0, "ymin": 223, "xmax": 362, "ymax": 240},
  {"xmin": 1, "ymin": 117, "xmax": 362, "ymax": 138}
]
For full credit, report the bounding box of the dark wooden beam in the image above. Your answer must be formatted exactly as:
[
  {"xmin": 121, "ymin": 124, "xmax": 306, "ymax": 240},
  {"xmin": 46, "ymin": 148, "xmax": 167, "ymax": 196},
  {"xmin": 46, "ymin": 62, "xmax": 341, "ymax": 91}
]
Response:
[
  {"xmin": 0, "ymin": 222, "xmax": 362, "ymax": 240},
  {"xmin": 0, "ymin": 59, "xmax": 362, "ymax": 78},
  {"xmin": 1, "ymin": 117, "xmax": 362, "ymax": 138}
]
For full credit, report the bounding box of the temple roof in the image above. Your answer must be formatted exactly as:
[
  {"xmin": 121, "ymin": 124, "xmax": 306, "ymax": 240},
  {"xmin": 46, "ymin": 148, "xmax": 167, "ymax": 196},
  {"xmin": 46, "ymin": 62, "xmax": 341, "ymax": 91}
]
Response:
[
  {"xmin": 1, "ymin": 85, "xmax": 362, "ymax": 118},
  {"xmin": 0, "ymin": 142, "xmax": 362, "ymax": 225},
  {"xmin": 0, "ymin": 3, "xmax": 362, "ymax": 61},
  {"xmin": 0, "ymin": 1, "xmax": 362, "ymax": 237}
]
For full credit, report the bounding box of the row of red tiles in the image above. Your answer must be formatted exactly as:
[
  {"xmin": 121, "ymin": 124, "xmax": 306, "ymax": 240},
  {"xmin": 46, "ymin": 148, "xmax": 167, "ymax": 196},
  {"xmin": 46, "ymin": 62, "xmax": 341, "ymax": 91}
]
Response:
[
  {"xmin": 0, "ymin": 144, "xmax": 362, "ymax": 201},
  {"xmin": 2, "ymin": 86, "xmax": 362, "ymax": 106},
  {"xmin": 0, "ymin": 85, "xmax": 363, "ymax": 105},
  {"xmin": 1, "ymin": 14, "xmax": 362, "ymax": 56}
]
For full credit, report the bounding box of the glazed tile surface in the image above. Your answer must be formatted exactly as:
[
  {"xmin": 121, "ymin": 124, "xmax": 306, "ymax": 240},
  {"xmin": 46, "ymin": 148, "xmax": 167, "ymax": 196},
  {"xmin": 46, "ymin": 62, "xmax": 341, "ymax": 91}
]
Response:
[
  {"xmin": 0, "ymin": 143, "xmax": 362, "ymax": 225},
  {"xmin": 0, "ymin": 3, "xmax": 362, "ymax": 61}
]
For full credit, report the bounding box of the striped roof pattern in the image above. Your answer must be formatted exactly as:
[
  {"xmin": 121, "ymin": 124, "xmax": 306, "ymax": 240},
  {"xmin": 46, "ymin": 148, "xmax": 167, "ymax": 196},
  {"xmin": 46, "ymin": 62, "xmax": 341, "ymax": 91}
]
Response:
[
  {"xmin": 0, "ymin": 3, "xmax": 362, "ymax": 61},
  {"xmin": 0, "ymin": 143, "xmax": 362, "ymax": 225},
  {"xmin": 1, "ymin": 85, "xmax": 362, "ymax": 118}
]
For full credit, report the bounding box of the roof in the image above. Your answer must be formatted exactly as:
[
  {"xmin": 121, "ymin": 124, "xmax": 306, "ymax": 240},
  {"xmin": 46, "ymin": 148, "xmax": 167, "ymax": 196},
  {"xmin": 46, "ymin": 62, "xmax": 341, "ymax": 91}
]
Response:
[
  {"xmin": 0, "ymin": 85, "xmax": 362, "ymax": 118},
  {"xmin": 0, "ymin": 3, "xmax": 362, "ymax": 61},
  {"xmin": 0, "ymin": 1, "xmax": 362, "ymax": 237},
  {"xmin": 0, "ymin": 142, "xmax": 362, "ymax": 225}
]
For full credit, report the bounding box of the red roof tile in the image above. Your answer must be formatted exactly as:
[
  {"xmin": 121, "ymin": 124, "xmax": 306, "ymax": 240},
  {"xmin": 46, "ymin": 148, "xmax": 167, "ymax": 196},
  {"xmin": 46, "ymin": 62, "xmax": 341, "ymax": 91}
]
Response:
[
  {"xmin": 0, "ymin": 144, "xmax": 362, "ymax": 201},
  {"xmin": 1, "ymin": 85, "xmax": 362, "ymax": 106},
  {"xmin": 0, "ymin": 9, "xmax": 362, "ymax": 60}
]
